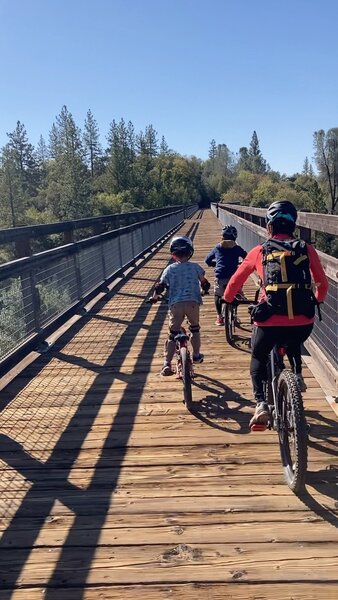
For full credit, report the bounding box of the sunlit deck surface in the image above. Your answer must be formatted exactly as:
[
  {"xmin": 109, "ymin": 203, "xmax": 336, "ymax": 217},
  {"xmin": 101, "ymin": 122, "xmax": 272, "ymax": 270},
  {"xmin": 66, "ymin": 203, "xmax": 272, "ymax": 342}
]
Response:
[{"xmin": 0, "ymin": 210, "xmax": 337, "ymax": 599}]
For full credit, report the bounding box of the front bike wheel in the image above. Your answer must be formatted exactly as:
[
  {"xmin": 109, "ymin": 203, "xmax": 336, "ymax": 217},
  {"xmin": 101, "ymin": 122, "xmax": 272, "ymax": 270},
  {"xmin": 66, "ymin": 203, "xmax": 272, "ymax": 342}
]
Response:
[
  {"xmin": 224, "ymin": 304, "xmax": 236, "ymax": 344},
  {"xmin": 180, "ymin": 347, "xmax": 193, "ymax": 410},
  {"xmin": 277, "ymin": 369, "xmax": 307, "ymax": 494}
]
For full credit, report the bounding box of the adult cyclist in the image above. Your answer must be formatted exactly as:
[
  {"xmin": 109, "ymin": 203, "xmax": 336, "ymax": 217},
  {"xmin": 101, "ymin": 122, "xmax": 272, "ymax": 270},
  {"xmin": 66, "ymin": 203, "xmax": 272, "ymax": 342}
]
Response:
[{"xmin": 223, "ymin": 200, "xmax": 329, "ymax": 427}]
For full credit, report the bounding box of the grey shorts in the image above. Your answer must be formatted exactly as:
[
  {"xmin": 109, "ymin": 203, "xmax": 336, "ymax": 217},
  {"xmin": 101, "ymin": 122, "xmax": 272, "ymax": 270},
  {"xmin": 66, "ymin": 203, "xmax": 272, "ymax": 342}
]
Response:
[{"xmin": 214, "ymin": 278, "xmax": 229, "ymax": 297}]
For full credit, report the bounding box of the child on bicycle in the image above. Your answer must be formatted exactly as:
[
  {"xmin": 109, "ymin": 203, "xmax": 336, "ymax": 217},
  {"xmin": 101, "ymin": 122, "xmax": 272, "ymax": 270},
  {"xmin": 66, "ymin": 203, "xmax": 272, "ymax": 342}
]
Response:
[
  {"xmin": 205, "ymin": 225, "xmax": 247, "ymax": 325},
  {"xmin": 223, "ymin": 200, "xmax": 328, "ymax": 427},
  {"xmin": 151, "ymin": 235, "xmax": 210, "ymax": 376}
]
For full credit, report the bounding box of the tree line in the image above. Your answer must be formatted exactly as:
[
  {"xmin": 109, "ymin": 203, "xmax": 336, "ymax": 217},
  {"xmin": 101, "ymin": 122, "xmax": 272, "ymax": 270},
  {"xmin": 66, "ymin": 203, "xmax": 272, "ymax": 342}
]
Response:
[{"xmin": 0, "ymin": 107, "xmax": 337, "ymax": 252}]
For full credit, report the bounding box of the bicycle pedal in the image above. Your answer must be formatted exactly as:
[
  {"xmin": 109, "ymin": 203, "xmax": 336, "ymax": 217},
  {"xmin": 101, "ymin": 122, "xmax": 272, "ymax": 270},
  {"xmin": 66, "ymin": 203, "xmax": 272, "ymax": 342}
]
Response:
[{"xmin": 250, "ymin": 423, "xmax": 268, "ymax": 432}]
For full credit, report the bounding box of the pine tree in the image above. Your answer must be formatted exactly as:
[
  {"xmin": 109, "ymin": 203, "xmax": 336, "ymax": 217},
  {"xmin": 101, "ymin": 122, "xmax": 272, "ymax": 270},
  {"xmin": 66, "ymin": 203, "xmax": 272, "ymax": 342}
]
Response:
[
  {"xmin": 36, "ymin": 135, "xmax": 49, "ymax": 165},
  {"xmin": 45, "ymin": 106, "xmax": 90, "ymax": 219},
  {"xmin": 303, "ymin": 157, "xmax": 310, "ymax": 175},
  {"xmin": 248, "ymin": 131, "xmax": 267, "ymax": 174},
  {"xmin": 238, "ymin": 147, "xmax": 250, "ymax": 171},
  {"xmin": 0, "ymin": 145, "xmax": 26, "ymax": 226},
  {"xmin": 6, "ymin": 121, "xmax": 38, "ymax": 195},
  {"xmin": 313, "ymin": 128, "xmax": 338, "ymax": 213},
  {"xmin": 208, "ymin": 139, "xmax": 217, "ymax": 160},
  {"xmin": 106, "ymin": 118, "xmax": 135, "ymax": 193},
  {"xmin": 83, "ymin": 109, "xmax": 102, "ymax": 178},
  {"xmin": 160, "ymin": 135, "xmax": 169, "ymax": 155}
]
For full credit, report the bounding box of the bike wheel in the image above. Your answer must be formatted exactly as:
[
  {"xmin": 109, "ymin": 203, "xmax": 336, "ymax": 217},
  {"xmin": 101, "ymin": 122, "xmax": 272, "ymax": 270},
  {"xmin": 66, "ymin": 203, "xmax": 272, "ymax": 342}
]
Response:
[
  {"xmin": 180, "ymin": 347, "xmax": 193, "ymax": 410},
  {"xmin": 224, "ymin": 304, "xmax": 236, "ymax": 344},
  {"xmin": 277, "ymin": 369, "xmax": 308, "ymax": 493}
]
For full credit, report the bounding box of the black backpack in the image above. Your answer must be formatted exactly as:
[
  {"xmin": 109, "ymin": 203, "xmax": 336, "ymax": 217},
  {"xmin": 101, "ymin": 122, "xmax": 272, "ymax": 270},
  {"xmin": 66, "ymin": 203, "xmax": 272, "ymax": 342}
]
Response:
[{"xmin": 257, "ymin": 238, "xmax": 317, "ymax": 320}]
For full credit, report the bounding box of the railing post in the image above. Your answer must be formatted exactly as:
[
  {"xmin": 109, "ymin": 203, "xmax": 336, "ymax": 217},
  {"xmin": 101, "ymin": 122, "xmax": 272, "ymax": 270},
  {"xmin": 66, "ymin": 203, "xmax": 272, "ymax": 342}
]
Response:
[
  {"xmin": 100, "ymin": 241, "xmax": 107, "ymax": 280},
  {"xmin": 15, "ymin": 236, "xmax": 31, "ymax": 259},
  {"xmin": 64, "ymin": 230, "xmax": 74, "ymax": 245},
  {"xmin": 73, "ymin": 250, "xmax": 83, "ymax": 301},
  {"xmin": 117, "ymin": 234, "xmax": 123, "ymax": 269},
  {"xmin": 298, "ymin": 226, "xmax": 312, "ymax": 243},
  {"xmin": 130, "ymin": 228, "xmax": 135, "ymax": 261},
  {"xmin": 30, "ymin": 269, "xmax": 41, "ymax": 332}
]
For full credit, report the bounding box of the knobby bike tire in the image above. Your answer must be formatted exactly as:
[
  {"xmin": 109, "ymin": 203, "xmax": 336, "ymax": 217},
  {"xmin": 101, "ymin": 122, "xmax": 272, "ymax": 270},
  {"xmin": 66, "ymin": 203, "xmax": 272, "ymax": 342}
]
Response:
[
  {"xmin": 180, "ymin": 346, "xmax": 193, "ymax": 410},
  {"xmin": 277, "ymin": 369, "xmax": 308, "ymax": 494},
  {"xmin": 224, "ymin": 304, "xmax": 236, "ymax": 344}
]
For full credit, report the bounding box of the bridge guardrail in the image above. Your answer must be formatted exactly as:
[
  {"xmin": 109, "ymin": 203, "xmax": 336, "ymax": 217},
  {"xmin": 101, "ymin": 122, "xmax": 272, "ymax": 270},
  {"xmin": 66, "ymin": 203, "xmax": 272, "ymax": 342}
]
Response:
[
  {"xmin": 0, "ymin": 204, "xmax": 196, "ymax": 260},
  {"xmin": 0, "ymin": 205, "xmax": 199, "ymax": 373},
  {"xmin": 212, "ymin": 203, "xmax": 338, "ymax": 374}
]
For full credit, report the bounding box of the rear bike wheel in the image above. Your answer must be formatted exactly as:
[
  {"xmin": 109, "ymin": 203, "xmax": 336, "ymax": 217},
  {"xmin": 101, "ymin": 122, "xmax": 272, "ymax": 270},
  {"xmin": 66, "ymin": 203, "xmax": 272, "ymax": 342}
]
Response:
[
  {"xmin": 277, "ymin": 369, "xmax": 308, "ymax": 493},
  {"xmin": 224, "ymin": 303, "xmax": 236, "ymax": 344},
  {"xmin": 180, "ymin": 346, "xmax": 193, "ymax": 410}
]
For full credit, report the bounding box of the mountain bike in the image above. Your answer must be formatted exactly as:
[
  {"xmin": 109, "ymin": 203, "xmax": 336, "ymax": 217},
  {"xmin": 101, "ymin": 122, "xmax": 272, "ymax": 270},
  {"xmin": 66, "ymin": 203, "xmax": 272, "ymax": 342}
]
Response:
[
  {"xmin": 146, "ymin": 296, "xmax": 194, "ymax": 410},
  {"xmin": 251, "ymin": 342, "xmax": 308, "ymax": 494}
]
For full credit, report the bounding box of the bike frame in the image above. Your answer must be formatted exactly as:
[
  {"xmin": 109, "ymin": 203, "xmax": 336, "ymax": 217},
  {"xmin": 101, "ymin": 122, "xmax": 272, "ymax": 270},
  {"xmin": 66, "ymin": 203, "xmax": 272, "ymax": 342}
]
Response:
[
  {"xmin": 174, "ymin": 328, "xmax": 193, "ymax": 376},
  {"xmin": 269, "ymin": 345, "xmax": 287, "ymax": 429}
]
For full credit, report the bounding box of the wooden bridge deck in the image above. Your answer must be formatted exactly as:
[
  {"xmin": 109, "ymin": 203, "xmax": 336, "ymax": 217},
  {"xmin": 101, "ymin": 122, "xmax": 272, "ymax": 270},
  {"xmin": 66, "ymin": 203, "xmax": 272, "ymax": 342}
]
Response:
[{"xmin": 0, "ymin": 209, "xmax": 337, "ymax": 599}]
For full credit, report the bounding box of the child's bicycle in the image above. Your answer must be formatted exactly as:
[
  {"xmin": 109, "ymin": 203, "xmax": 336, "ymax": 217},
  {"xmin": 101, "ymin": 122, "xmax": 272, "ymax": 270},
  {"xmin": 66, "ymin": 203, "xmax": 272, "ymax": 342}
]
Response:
[
  {"xmin": 250, "ymin": 342, "xmax": 308, "ymax": 494},
  {"xmin": 146, "ymin": 295, "xmax": 194, "ymax": 410}
]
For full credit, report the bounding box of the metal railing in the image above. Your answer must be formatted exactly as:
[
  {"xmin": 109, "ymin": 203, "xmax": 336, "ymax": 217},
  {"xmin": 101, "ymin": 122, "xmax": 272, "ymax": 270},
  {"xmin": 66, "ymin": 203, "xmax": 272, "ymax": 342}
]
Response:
[
  {"xmin": 0, "ymin": 204, "xmax": 196, "ymax": 259},
  {"xmin": 0, "ymin": 205, "xmax": 198, "ymax": 372},
  {"xmin": 212, "ymin": 204, "xmax": 338, "ymax": 372}
]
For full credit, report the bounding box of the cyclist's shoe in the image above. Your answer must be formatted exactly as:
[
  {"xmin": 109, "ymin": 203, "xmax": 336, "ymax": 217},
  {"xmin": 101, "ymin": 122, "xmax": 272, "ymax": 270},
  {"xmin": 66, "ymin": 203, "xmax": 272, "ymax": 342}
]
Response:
[
  {"xmin": 161, "ymin": 363, "xmax": 175, "ymax": 376},
  {"xmin": 193, "ymin": 353, "xmax": 204, "ymax": 364},
  {"xmin": 249, "ymin": 401, "xmax": 269, "ymax": 427},
  {"xmin": 215, "ymin": 316, "xmax": 224, "ymax": 326},
  {"xmin": 295, "ymin": 373, "xmax": 307, "ymax": 392}
]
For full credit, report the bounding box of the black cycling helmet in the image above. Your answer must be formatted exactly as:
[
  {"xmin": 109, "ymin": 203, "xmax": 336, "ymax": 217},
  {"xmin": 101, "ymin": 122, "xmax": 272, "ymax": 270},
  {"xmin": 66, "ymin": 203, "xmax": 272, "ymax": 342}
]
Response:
[
  {"xmin": 169, "ymin": 235, "xmax": 194, "ymax": 256},
  {"xmin": 266, "ymin": 200, "xmax": 297, "ymax": 224},
  {"xmin": 222, "ymin": 225, "xmax": 238, "ymax": 240}
]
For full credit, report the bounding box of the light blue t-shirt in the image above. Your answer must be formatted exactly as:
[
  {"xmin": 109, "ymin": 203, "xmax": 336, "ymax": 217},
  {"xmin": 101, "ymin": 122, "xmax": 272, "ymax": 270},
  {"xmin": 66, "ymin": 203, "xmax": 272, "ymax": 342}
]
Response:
[{"xmin": 160, "ymin": 261, "xmax": 205, "ymax": 306}]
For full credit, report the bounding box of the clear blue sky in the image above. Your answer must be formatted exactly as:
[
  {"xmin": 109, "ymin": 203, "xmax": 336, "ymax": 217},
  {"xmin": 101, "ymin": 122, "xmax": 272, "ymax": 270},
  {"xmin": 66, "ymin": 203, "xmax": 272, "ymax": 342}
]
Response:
[{"xmin": 0, "ymin": 0, "xmax": 337, "ymax": 174}]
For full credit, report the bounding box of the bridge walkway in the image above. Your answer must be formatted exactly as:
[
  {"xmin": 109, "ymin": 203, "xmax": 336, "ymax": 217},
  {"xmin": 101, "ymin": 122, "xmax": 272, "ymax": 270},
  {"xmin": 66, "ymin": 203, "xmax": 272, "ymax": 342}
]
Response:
[{"xmin": 0, "ymin": 209, "xmax": 337, "ymax": 599}]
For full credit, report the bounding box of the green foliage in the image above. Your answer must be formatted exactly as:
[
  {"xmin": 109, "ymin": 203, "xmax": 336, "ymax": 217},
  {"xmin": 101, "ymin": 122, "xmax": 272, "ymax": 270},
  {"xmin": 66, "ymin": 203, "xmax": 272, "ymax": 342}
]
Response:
[
  {"xmin": 0, "ymin": 279, "xmax": 26, "ymax": 357},
  {"xmin": 313, "ymin": 128, "xmax": 338, "ymax": 213},
  {"xmin": 0, "ymin": 275, "xmax": 73, "ymax": 358},
  {"xmin": 36, "ymin": 277, "xmax": 72, "ymax": 321},
  {"xmin": 222, "ymin": 170, "xmax": 260, "ymax": 204},
  {"xmin": 0, "ymin": 112, "xmax": 334, "ymax": 261}
]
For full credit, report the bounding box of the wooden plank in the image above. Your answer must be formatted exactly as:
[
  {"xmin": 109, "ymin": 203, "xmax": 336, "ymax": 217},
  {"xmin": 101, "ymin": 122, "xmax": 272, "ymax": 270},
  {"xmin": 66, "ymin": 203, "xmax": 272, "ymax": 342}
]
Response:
[
  {"xmin": 1, "ymin": 544, "xmax": 338, "ymax": 585},
  {"xmin": 1, "ymin": 520, "xmax": 338, "ymax": 547},
  {"xmin": 9, "ymin": 583, "xmax": 338, "ymax": 600}
]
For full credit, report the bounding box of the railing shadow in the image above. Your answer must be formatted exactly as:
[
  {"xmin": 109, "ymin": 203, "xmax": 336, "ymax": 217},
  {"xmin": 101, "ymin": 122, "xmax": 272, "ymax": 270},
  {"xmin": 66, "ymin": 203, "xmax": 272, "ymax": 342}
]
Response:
[
  {"xmin": 0, "ymin": 257, "xmax": 170, "ymax": 598},
  {"xmin": 299, "ymin": 465, "xmax": 338, "ymax": 529},
  {"xmin": 307, "ymin": 409, "xmax": 338, "ymax": 458}
]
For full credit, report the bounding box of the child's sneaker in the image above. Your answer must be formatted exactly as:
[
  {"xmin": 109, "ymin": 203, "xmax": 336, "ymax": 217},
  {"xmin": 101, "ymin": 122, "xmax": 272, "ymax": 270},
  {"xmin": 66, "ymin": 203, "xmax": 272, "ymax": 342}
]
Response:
[
  {"xmin": 249, "ymin": 401, "xmax": 269, "ymax": 427},
  {"xmin": 193, "ymin": 353, "xmax": 204, "ymax": 364},
  {"xmin": 161, "ymin": 363, "xmax": 174, "ymax": 376},
  {"xmin": 215, "ymin": 315, "xmax": 224, "ymax": 326}
]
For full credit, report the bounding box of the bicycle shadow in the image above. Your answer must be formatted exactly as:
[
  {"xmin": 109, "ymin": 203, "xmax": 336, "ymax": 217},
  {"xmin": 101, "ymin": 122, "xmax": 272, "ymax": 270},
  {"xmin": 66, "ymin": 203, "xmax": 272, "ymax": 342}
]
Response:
[
  {"xmin": 298, "ymin": 465, "xmax": 338, "ymax": 529},
  {"xmin": 190, "ymin": 373, "xmax": 252, "ymax": 434}
]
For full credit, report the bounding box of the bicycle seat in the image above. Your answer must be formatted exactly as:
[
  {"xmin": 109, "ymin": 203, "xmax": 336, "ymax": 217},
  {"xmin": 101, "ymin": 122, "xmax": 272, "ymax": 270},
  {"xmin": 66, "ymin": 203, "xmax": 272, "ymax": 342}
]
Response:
[{"xmin": 174, "ymin": 333, "xmax": 189, "ymax": 343}]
